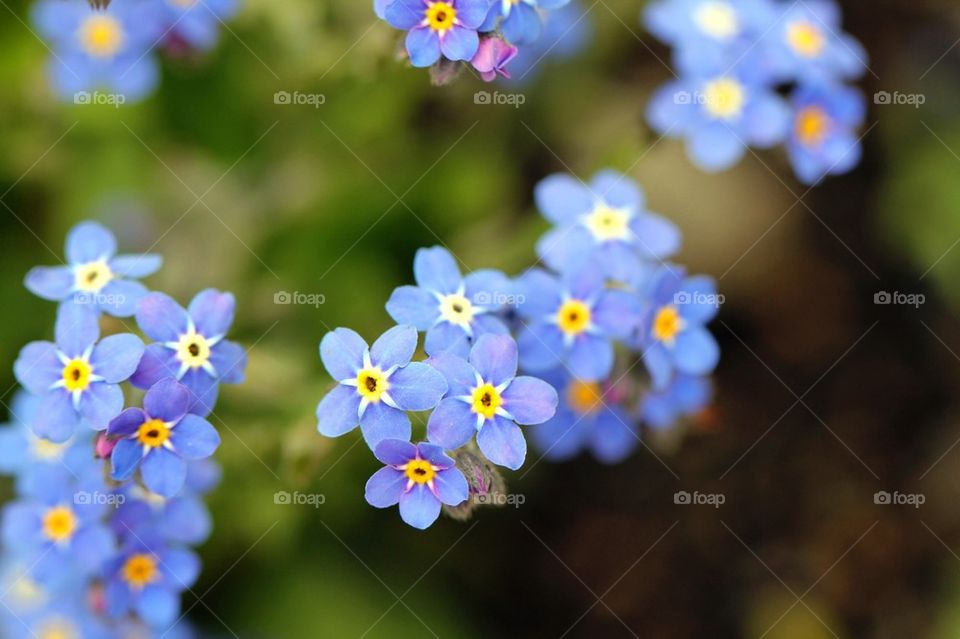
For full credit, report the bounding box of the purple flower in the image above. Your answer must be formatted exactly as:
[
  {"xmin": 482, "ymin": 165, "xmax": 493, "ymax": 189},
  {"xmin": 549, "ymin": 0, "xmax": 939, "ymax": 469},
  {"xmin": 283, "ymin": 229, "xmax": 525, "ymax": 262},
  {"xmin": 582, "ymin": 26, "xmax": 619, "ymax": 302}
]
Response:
[
  {"xmin": 24, "ymin": 221, "xmax": 161, "ymax": 317},
  {"xmin": 109, "ymin": 379, "xmax": 221, "ymax": 498},
  {"xmin": 787, "ymin": 82, "xmax": 866, "ymax": 185},
  {"xmin": 427, "ymin": 334, "xmax": 558, "ymax": 470},
  {"xmin": 13, "ymin": 304, "xmax": 144, "ymax": 442},
  {"xmin": 316, "ymin": 325, "xmax": 448, "ymax": 450},
  {"xmin": 365, "ymin": 439, "xmax": 469, "ymax": 529},
  {"xmin": 384, "ymin": 0, "xmax": 489, "ymax": 67},
  {"xmin": 131, "ymin": 289, "xmax": 246, "ymax": 417},
  {"xmin": 471, "ymin": 35, "xmax": 518, "ymax": 81}
]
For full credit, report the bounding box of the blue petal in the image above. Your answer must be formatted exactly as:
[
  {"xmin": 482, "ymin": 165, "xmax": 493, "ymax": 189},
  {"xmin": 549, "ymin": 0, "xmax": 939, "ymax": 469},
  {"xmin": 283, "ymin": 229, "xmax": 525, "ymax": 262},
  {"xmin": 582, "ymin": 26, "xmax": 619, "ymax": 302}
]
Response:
[
  {"xmin": 370, "ymin": 324, "xmax": 418, "ymax": 370},
  {"xmin": 187, "ymin": 289, "xmax": 235, "ymax": 338},
  {"xmin": 99, "ymin": 279, "xmax": 149, "ymax": 317},
  {"xmin": 426, "ymin": 352, "xmax": 477, "ymax": 396},
  {"xmin": 32, "ymin": 391, "xmax": 80, "ymax": 443},
  {"xmin": 593, "ymin": 290, "xmax": 642, "ymax": 340},
  {"xmin": 66, "ymin": 221, "xmax": 116, "ymax": 264},
  {"xmin": 365, "ymin": 467, "xmax": 406, "ymax": 508},
  {"xmin": 464, "ymin": 269, "xmax": 511, "ymax": 309},
  {"xmin": 687, "ymin": 122, "xmax": 746, "ymax": 172},
  {"xmin": 535, "ymin": 225, "xmax": 593, "ymax": 274},
  {"xmin": 320, "ymin": 328, "xmax": 367, "ymax": 381},
  {"xmin": 514, "ymin": 269, "xmax": 562, "ymax": 319},
  {"xmin": 590, "ymin": 169, "xmax": 643, "ymax": 210},
  {"xmin": 530, "ymin": 409, "xmax": 588, "ymax": 461},
  {"xmin": 72, "ymin": 524, "xmax": 116, "ymax": 574},
  {"xmin": 501, "ymin": 376, "xmax": 558, "ymax": 425},
  {"xmin": 477, "ymin": 416, "xmax": 526, "ymax": 470},
  {"xmin": 677, "ymin": 275, "xmax": 720, "ymax": 323},
  {"xmin": 454, "ymin": 0, "xmax": 490, "ymax": 28},
  {"xmin": 162, "ymin": 548, "xmax": 201, "ymax": 589},
  {"xmin": 134, "ymin": 585, "xmax": 180, "ymax": 627},
  {"xmin": 387, "ymin": 362, "xmax": 447, "ymax": 411},
  {"xmin": 588, "ymin": 408, "xmax": 637, "ymax": 463},
  {"xmin": 424, "ymin": 322, "xmax": 471, "ymax": 358},
  {"xmin": 744, "ymin": 92, "xmax": 790, "ymax": 148},
  {"xmin": 432, "ymin": 468, "xmax": 469, "ymax": 506},
  {"xmin": 317, "ymin": 385, "xmax": 360, "ymax": 438},
  {"xmin": 171, "ymin": 414, "xmax": 219, "ymax": 460},
  {"xmin": 90, "ymin": 333, "xmax": 144, "ymax": 383},
  {"xmin": 55, "ymin": 302, "xmax": 99, "ymax": 356},
  {"xmin": 161, "ymin": 496, "xmax": 211, "ymax": 544},
  {"xmin": 108, "ymin": 408, "xmax": 147, "ymax": 437},
  {"xmin": 136, "ymin": 293, "xmax": 189, "ymax": 343},
  {"xmin": 501, "ymin": 2, "xmax": 541, "ymax": 44},
  {"xmin": 632, "ymin": 212, "xmax": 682, "ymax": 259},
  {"xmin": 673, "ymin": 327, "xmax": 720, "ymax": 375},
  {"xmin": 359, "ymin": 402, "xmax": 411, "ymax": 450},
  {"xmin": 534, "ymin": 173, "xmax": 592, "ymax": 224},
  {"xmin": 406, "ymin": 26, "xmax": 442, "ymax": 67},
  {"xmin": 413, "ymin": 246, "xmax": 462, "ymax": 294},
  {"xmin": 130, "ymin": 344, "xmax": 179, "ymax": 390},
  {"xmin": 385, "ymin": 0, "xmax": 423, "ymax": 29},
  {"xmin": 516, "ymin": 323, "xmax": 564, "ymax": 372},
  {"xmin": 426, "ymin": 397, "xmax": 476, "ymax": 449},
  {"xmin": 182, "ymin": 369, "xmax": 219, "ymax": 416},
  {"xmin": 209, "ymin": 340, "xmax": 247, "ymax": 384},
  {"xmin": 417, "ymin": 442, "xmax": 455, "ymax": 468},
  {"xmin": 398, "ymin": 484, "xmax": 442, "ymax": 529},
  {"xmin": 643, "ymin": 343, "xmax": 673, "ymax": 390},
  {"xmin": 24, "ymin": 266, "xmax": 73, "ymax": 301},
  {"xmin": 141, "ymin": 448, "xmax": 188, "ymax": 498},
  {"xmin": 373, "ymin": 439, "xmax": 417, "ymax": 466},
  {"xmin": 386, "ymin": 286, "xmax": 440, "ymax": 329},
  {"xmin": 14, "ymin": 341, "xmax": 62, "ymax": 395},
  {"xmin": 109, "ymin": 254, "xmax": 162, "ymax": 278},
  {"xmin": 374, "ymin": 0, "xmax": 394, "ymax": 19},
  {"xmin": 78, "ymin": 382, "xmax": 124, "ymax": 430},
  {"xmin": 439, "ymin": 25, "xmax": 479, "ymax": 61},
  {"xmin": 469, "ymin": 334, "xmax": 517, "ymax": 385},
  {"xmin": 567, "ymin": 334, "xmax": 614, "ymax": 381},
  {"xmin": 111, "ymin": 439, "xmax": 143, "ymax": 481}
]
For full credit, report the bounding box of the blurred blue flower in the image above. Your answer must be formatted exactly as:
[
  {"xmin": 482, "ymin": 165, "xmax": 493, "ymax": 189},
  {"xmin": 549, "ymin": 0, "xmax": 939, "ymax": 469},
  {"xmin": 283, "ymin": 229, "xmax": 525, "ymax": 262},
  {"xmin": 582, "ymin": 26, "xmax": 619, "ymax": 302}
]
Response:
[
  {"xmin": 534, "ymin": 170, "xmax": 681, "ymax": 282},
  {"xmin": 638, "ymin": 267, "xmax": 720, "ymax": 389},
  {"xmin": 481, "ymin": 0, "xmax": 572, "ymax": 45},
  {"xmin": 640, "ymin": 373, "xmax": 713, "ymax": 430},
  {"xmin": 386, "ymin": 246, "xmax": 512, "ymax": 358},
  {"xmin": 427, "ymin": 334, "xmax": 557, "ymax": 470},
  {"xmin": 131, "ymin": 289, "xmax": 246, "ymax": 417},
  {"xmin": 365, "ymin": 439, "xmax": 469, "ymax": 529},
  {"xmin": 24, "ymin": 221, "xmax": 161, "ymax": 317},
  {"xmin": 529, "ymin": 369, "xmax": 637, "ymax": 463},
  {"xmin": 317, "ymin": 325, "xmax": 448, "ymax": 449},
  {"xmin": 109, "ymin": 379, "xmax": 221, "ymax": 498},
  {"xmin": 14, "ymin": 303, "xmax": 144, "ymax": 442},
  {"xmin": 31, "ymin": 0, "xmax": 163, "ymax": 101},
  {"xmin": 787, "ymin": 82, "xmax": 866, "ymax": 185},
  {"xmin": 159, "ymin": 0, "xmax": 238, "ymax": 51},
  {"xmin": 514, "ymin": 265, "xmax": 641, "ymax": 381},
  {"xmin": 500, "ymin": 0, "xmax": 592, "ymax": 83},
  {"xmin": 384, "ymin": 0, "xmax": 490, "ymax": 67}
]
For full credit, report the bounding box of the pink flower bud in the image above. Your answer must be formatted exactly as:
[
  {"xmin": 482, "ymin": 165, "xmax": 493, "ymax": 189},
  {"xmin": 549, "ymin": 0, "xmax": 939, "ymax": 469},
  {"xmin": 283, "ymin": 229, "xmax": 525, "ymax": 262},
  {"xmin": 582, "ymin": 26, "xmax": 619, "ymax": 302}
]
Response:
[
  {"xmin": 471, "ymin": 36, "xmax": 519, "ymax": 82},
  {"xmin": 95, "ymin": 432, "xmax": 117, "ymax": 459}
]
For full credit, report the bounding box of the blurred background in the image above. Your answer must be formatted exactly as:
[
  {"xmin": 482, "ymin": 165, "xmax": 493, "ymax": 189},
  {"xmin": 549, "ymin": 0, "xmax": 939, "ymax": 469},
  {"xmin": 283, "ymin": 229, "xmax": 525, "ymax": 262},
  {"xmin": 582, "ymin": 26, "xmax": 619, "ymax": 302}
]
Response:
[{"xmin": 3, "ymin": 0, "xmax": 960, "ymax": 636}]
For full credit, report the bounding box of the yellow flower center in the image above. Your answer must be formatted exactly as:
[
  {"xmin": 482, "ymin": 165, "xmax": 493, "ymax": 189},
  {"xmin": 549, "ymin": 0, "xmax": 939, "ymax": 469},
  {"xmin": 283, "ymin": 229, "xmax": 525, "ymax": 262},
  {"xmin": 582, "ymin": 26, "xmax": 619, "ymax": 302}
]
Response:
[
  {"xmin": 36, "ymin": 618, "xmax": 78, "ymax": 639},
  {"xmin": 176, "ymin": 332, "xmax": 212, "ymax": 369},
  {"xmin": 122, "ymin": 554, "xmax": 159, "ymax": 590},
  {"xmin": 356, "ymin": 368, "xmax": 389, "ymax": 403},
  {"xmin": 702, "ymin": 77, "xmax": 746, "ymax": 120},
  {"xmin": 33, "ymin": 438, "xmax": 68, "ymax": 461},
  {"xmin": 794, "ymin": 106, "xmax": 830, "ymax": 147},
  {"xmin": 426, "ymin": 2, "xmax": 457, "ymax": 32},
  {"xmin": 786, "ymin": 20, "xmax": 824, "ymax": 58},
  {"xmin": 693, "ymin": 1, "xmax": 739, "ymax": 40},
  {"xmin": 439, "ymin": 293, "xmax": 476, "ymax": 328},
  {"xmin": 584, "ymin": 205, "xmax": 631, "ymax": 242},
  {"xmin": 556, "ymin": 299, "xmax": 592, "ymax": 336},
  {"xmin": 566, "ymin": 380, "xmax": 603, "ymax": 415},
  {"xmin": 471, "ymin": 383, "xmax": 502, "ymax": 420},
  {"xmin": 79, "ymin": 15, "xmax": 125, "ymax": 58},
  {"xmin": 41, "ymin": 506, "xmax": 77, "ymax": 544},
  {"xmin": 652, "ymin": 305, "xmax": 685, "ymax": 344},
  {"xmin": 73, "ymin": 260, "xmax": 114, "ymax": 293},
  {"xmin": 137, "ymin": 418, "xmax": 171, "ymax": 448},
  {"xmin": 61, "ymin": 359, "xmax": 92, "ymax": 393},
  {"xmin": 404, "ymin": 459, "xmax": 437, "ymax": 484}
]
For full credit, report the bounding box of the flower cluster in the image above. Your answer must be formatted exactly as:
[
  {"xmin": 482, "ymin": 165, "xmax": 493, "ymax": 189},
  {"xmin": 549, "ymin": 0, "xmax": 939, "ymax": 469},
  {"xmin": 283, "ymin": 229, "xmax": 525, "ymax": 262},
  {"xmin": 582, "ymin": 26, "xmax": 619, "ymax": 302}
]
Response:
[
  {"xmin": 644, "ymin": 0, "xmax": 867, "ymax": 184},
  {"xmin": 1, "ymin": 221, "xmax": 245, "ymax": 636},
  {"xmin": 31, "ymin": 0, "xmax": 238, "ymax": 103},
  {"xmin": 374, "ymin": 0, "xmax": 576, "ymax": 84},
  {"xmin": 316, "ymin": 169, "xmax": 720, "ymax": 529}
]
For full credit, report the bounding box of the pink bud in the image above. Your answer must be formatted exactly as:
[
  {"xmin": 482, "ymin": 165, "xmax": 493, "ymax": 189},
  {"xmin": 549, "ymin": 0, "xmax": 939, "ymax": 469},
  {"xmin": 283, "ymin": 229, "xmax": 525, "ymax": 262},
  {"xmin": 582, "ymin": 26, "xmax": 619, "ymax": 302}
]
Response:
[
  {"xmin": 471, "ymin": 36, "xmax": 519, "ymax": 83},
  {"xmin": 95, "ymin": 433, "xmax": 117, "ymax": 459}
]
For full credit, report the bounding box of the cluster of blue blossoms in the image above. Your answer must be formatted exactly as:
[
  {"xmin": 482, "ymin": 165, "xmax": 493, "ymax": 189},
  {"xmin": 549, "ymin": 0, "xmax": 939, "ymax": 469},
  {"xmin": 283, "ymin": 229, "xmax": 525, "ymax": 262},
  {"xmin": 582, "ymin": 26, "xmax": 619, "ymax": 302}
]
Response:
[
  {"xmin": 644, "ymin": 0, "xmax": 867, "ymax": 184},
  {"xmin": 374, "ymin": 0, "xmax": 578, "ymax": 83},
  {"xmin": 32, "ymin": 0, "xmax": 237, "ymax": 103},
  {"xmin": 1, "ymin": 222, "xmax": 245, "ymax": 636},
  {"xmin": 316, "ymin": 169, "xmax": 721, "ymax": 529}
]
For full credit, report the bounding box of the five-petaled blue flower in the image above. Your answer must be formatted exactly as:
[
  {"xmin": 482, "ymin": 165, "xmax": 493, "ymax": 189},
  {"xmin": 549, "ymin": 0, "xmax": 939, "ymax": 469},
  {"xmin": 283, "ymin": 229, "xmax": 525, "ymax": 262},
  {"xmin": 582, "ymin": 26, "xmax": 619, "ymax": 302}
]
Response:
[
  {"xmin": 14, "ymin": 303, "xmax": 144, "ymax": 442},
  {"xmin": 31, "ymin": 0, "xmax": 163, "ymax": 101},
  {"xmin": 637, "ymin": 266, "xmax": 720, "ymax": 389},
  {"xmin": 427, "ymin": 334, "xmax": 557, "ymax": 470},
  {"xmin": 534, "ymin": 170, "xmax": 681, "ymax": 282},
  {"xmin": 317, "ymin": 324, "xmax": 448, "ymax": 450},
  {"xmin": 109, "ymin": 379, "xmax": 221, "ymax": 498},
  {"xmin": 640, "ymin": 372, "xmax": 713, "ymax": 430},
  {"xmin": 24, "ymin": 221, "xmax": 162, "ymax": 317},
  {"xmin": 480, "ymin": 0, "xmax": 573, "ymax": 46},
  {"xmin": 384, "ymin": 0, "xmax": 490, "ymax": 67},
  {"xmin": 365, "ymin": 439, "xmax": 469, "ymax": 529},
  {"xmin": 131, "ymin": 289, "xmax": 247, "ymax": 417},
  {"xmin": 529, "ymin": 369, "xmax": 638, "ymax": 464},
  {"xmin": 787, "ymin": 82, "xmax": 866, "ymax": 185},
  {"xmin": 386, "ymin": 246, "xmax": 512, "ymax": 358},
  {"xmin": 514, "ymin": 265, "xmax": 642, "ymax": 381}
]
